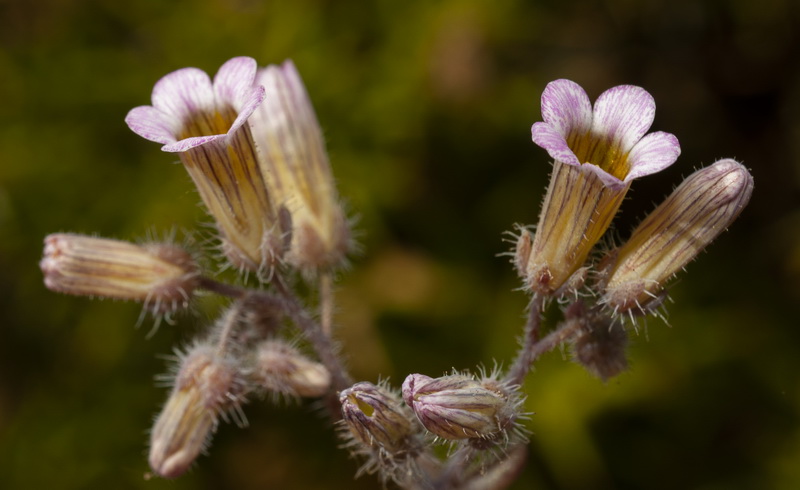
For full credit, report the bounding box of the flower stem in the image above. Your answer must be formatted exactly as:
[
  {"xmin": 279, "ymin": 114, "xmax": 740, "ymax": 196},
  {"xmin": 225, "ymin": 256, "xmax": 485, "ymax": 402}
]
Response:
[
  {"xmin": 504, "ymin": 294, "xmax": 581, "ymax": 386},
  {"xmin": 319, "ymin": 271, "xmax": 334, "ymax": 337},
  {"xmin": 272, "ymin": 274, "xmax": 353, "ymax": 392}
]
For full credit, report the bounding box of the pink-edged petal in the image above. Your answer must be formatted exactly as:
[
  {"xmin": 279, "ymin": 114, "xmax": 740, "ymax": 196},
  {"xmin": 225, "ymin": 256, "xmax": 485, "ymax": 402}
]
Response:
[
  {"xmin": 592, "ymin": 85, "xmax": 655, "ymax": 152},
  {"xmin": 624, "ymin": 131, "xmax": 681, "ymax": 182},
  {"xmin": 531, "ymin": 122, "xmax": 581, "ymax": 166},
  {"xmin": 581, "ymin": 163, "xmax": 628, "ymax": 190},
  {"xmin": 228, "ymin": 84, "xmax": 265, "ymax": 137},
  {"xmin": 213, "ymin": 56, "xmax": 258, "ymax": 107},
  {"xmin": 151, "ymin": 67, "xmax": 215, "ymax": 121},
  {"xmin": 162, "ymin": 134, "xmax": 226, "ymax": 153},
  {"xmin": 540, "ymin": 79, "xmax": 592, "ymax": 137},
  {"xmin": 125, "ymin": 106, "xmax": 179, "ymax": 145}
]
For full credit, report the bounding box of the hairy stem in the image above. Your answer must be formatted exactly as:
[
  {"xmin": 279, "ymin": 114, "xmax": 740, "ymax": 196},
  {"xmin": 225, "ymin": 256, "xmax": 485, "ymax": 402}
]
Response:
[
  {"xmin": 319, "ymin": 271, "xmax": 334, "ymax": 336},
  {"xmin": 503, "ymin": 294, "xmax": 581, "ymax": 386},
  {"xmin": 272, "ymin": 274, "xmax": 354, "ymax": 392}
]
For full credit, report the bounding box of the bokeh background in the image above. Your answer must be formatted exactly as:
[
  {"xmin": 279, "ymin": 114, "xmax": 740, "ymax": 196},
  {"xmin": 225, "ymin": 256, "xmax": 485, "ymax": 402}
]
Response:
[{"xmin": 2, "ymin": 0, "xmax": 800, "ymax": 488}]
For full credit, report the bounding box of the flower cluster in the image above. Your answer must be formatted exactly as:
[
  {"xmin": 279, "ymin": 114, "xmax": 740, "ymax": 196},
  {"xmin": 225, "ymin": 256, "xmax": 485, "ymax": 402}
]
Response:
[{"xmin": 40, "ymin": 60, "xmax": 752, "ymax": 489}]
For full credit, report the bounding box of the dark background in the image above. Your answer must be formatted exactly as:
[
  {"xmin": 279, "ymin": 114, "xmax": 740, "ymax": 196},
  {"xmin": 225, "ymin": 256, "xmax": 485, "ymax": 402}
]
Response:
[{"xmin": 2, "ymin": 0, "xmax": 799, "ymax": 488}]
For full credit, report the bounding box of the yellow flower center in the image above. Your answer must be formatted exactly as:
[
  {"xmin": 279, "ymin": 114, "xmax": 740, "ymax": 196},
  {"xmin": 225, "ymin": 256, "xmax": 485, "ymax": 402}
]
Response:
[
  {"xmin": 567, "ymin": 130, "xmax": 630, "ymax": 180},
  {"xmin": 179, "ymin": 106, "xmax": 238, "ymax": 139}
]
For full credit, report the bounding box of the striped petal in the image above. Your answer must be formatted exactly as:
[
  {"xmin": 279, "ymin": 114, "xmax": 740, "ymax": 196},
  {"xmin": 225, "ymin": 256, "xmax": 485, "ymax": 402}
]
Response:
[
  {"xmin": 125, "ymin": 105, "xmax": 178, "ymax": 145},
  {"xmin": 540, "ymin": 79, "xmax": 592, "ymax": 137},
  {"xmin": 592, "ymin": 85, "xmax": 655, "ymax": 153},
  {"xmin": 531, "ymin": 122, "xmax": 581, "ymax": 166},
  {"xmin": 151, "ymin": 67, "xmax": 215, "ymax": 122},
  {"xmin": 625, "ymin": 131, "xmax": 681, "ymax": 182}
]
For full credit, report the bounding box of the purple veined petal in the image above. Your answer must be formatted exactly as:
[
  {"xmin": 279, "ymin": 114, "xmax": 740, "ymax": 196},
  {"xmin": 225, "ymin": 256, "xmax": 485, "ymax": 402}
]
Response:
[
  {"xmin": 162, "ymin": 134, "xmax": 226, "ymax": 153},
  {"xmin": 592, "ymin": 85, "xmax": 655, "ymax": 153},
  {"xmin": 228, "ymin": 84, "xmax": 266, "ymax": 137},
  {"xmin": 625, "ymin": 131, "xmax": 681, "ymax": 182},
  {"xmin": 125, "ymin": 106, "xmax": 179, "ymax": 145},
  {"xmin": 213, "ymin": 56, "xmax": 258, "ymax": 108},
  {"xmin": 580, "ymin": 162, "xmax": 627, "ymax": 190},
  {"xmin": 531, "ymin": 122, "xmax": 582, "ymax": 166},
  {"xmin": 151, "ymin": 67, "xmax": 215, "ymax": 121},
  {"xmin": 540, "ymin": 79, "xmax": 592, "ymax": 137}
]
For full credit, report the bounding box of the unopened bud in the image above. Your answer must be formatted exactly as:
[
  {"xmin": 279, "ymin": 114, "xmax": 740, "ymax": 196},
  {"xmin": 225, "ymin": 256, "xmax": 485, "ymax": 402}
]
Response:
[
  {"xmin": 251, "ymin": 60, "xmax": 351, "ymax": 271},
  {"xmin": 602, "ymin": 159, "xmax": 753, "ymax": 313},
  {"xmin": 339, "ymin": 382, "xmax": 415, "ymax": 454},
  {"xmin": 253, "ymin": 340, "xmax": 331, "ymax": 398},
  {"xmin": 572, "ymin": 323, "xmax": 628, "ymax": 382},
  {"xmin": 40, "ymin": 234, "xmax": 198, "ymax": 314},
  {"xmin": 149, "ymin": 344, "xmax": 247, "ymax": 479},
  {"xmin": 402, "ymin": 373, "xmax": 514, "ymax": 440}
]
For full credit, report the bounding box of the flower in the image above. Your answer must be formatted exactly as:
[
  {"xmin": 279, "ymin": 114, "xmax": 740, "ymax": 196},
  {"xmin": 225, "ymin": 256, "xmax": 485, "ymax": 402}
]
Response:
[
  {"xmin": 250, "ymin": 60, "xmax": 350, "ymax": 271},
  {"xmin": 519, "ymin": 79, "xmax": 681, "ymax": 295},
  {"xmin": 40, "ymin": 233, "xmax": 198, "ymax": 315},
  {"xmin": 125, "ymin": 57, "xmax": 285, "ymax": 275},
  {"xmin": 601, "ymin": 159, "xmax": 753, "ymax": 314}
]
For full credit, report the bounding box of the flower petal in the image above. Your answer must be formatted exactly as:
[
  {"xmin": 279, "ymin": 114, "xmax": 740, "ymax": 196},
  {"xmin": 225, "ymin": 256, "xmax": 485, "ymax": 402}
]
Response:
[
  {"xmin": 540, "ymin": 79, "xmax": 592, "ymax": 137},
  {"xmin": 213, "ymin": 56, "xmax": 258, "ymax": 107},
  {"xmin": 580, "ymin": 163, "xmax": 628, "ymax": 190},
  {"xmin": 625, "ymin": 131, "xmax": 681, "ymax": 182},
  {"xmin": 152, "ymin": 67, "xmax": 215, "ymax": 121},
  {"xmin": 531, "ymin": 122, "xmax": 581, "ymax": 166},
  {"xmin": 228, "ymin": 84, "xmax": 265, "ymax": 138},
  {"xmin": 592, "ymin": 85, "xmax": 655, "ymax": 153},
  {"xmin": 125, "ymin": 106, "xmax": 178, "ymax": 145},
  {"xmin": 162, "ymin": 134, "xmax": 226, "ymax": 153}
]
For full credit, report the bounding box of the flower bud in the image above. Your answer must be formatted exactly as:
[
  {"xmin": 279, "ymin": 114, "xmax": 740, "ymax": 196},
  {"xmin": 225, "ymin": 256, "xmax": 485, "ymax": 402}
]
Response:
[
  {"xmin": 339, "ymin": 382, "xmax": 415, "ymax": 454},
  {"xmin": 253, "ymin": 340, "xmax": 331, "ymax": 398},
  {"xmin": 250, "ymin": 60, "xmax": 351, "ymax": 271},
  {"xmin": 40, "ymin": 233, "xmax": 198, "ymax": 314},
  {"xmin": 402, "ymin": 374, "xmax": 514, "ymax": 440},
  {"xmin": 602, "ymin": 159, "xmax": 753, "ymax": 313},
  {"xmin": 149, "ymin": 343, "xmax": 247, "ymax": 479}
]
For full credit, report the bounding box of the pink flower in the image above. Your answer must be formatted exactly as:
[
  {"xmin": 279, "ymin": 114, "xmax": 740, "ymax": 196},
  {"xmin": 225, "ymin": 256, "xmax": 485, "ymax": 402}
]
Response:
[
  {"xmin": 531, "ymin": 79, "xmax": 680, "ymax": 190},
  {"xmin": 125, "ymin": 58, "xmax": 285, "ymax": 275}
]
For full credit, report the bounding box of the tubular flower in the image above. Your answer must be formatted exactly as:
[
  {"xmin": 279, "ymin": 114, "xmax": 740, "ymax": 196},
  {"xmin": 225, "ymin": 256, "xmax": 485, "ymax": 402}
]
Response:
[
  {"xmin": 250, "ymin": 60, "xmax": 350, "ymax": 271},
  {"xmin": 40, "ymin": 233, "xmax": 198, "ymax": 314},
  {"xmin": 520, "ymin": 79, "xmax": 681, "ymax": 295},
  {"xmin": 125, "ymin": 57, "xmax": 285, "ymax": 275},
  {"xmin": 601, "ymin": 159, "xmax": 753, "ymax": 314}
]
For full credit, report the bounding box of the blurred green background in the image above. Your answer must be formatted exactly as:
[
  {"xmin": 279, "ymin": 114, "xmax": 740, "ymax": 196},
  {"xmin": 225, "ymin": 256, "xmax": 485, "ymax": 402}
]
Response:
[{"xmin": 2, "ymin": 0, "xmax": 799, "ymax": 488}]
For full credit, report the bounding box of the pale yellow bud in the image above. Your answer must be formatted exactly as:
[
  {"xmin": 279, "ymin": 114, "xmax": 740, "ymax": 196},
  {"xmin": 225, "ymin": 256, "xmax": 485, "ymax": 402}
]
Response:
[
  {"xmin": 602, "ymin": 159, "xmax": 753, "ymax": 313},
  {"xmin": 40, "ymin": 233, "xmax": 198, "ymax": 314},
  {"xmin": 149, "ymin": 344, "xmax": 246, "ymax": 479},
  {"xmin": 251, "ymin": 61, "xmax": 351, "ymax": 271},
  {"xmin": 254, "ymin": 340, "xmax": 331, "ymax": 398}
]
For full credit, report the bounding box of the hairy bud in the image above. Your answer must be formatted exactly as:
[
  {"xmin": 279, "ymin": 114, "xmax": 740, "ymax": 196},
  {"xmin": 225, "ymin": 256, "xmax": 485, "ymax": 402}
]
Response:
[
  {"xmin": 340, "ymin": 382, "xmax": 415, "ymax": 454},
  {"xmin": 250, "ymin": 60, "xmax": 351, "ymax": 271},
  {"xmin": 149, "ymin": 343, "xmax": 247, "ymax": 479},
  {"xmin": 602, "ymin": 159, "xmax": 753, "ymax": 313},
  {"xmin": 402, "ymin": 373, "xmax": 518, "ymax": 441},
  {"xmin": 40, "ymin": 233, "xmax": 198, "ymax": 314},
  {"xmin": 253, "ymin": 340, "xmax": 331, "ymax": 398}
]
